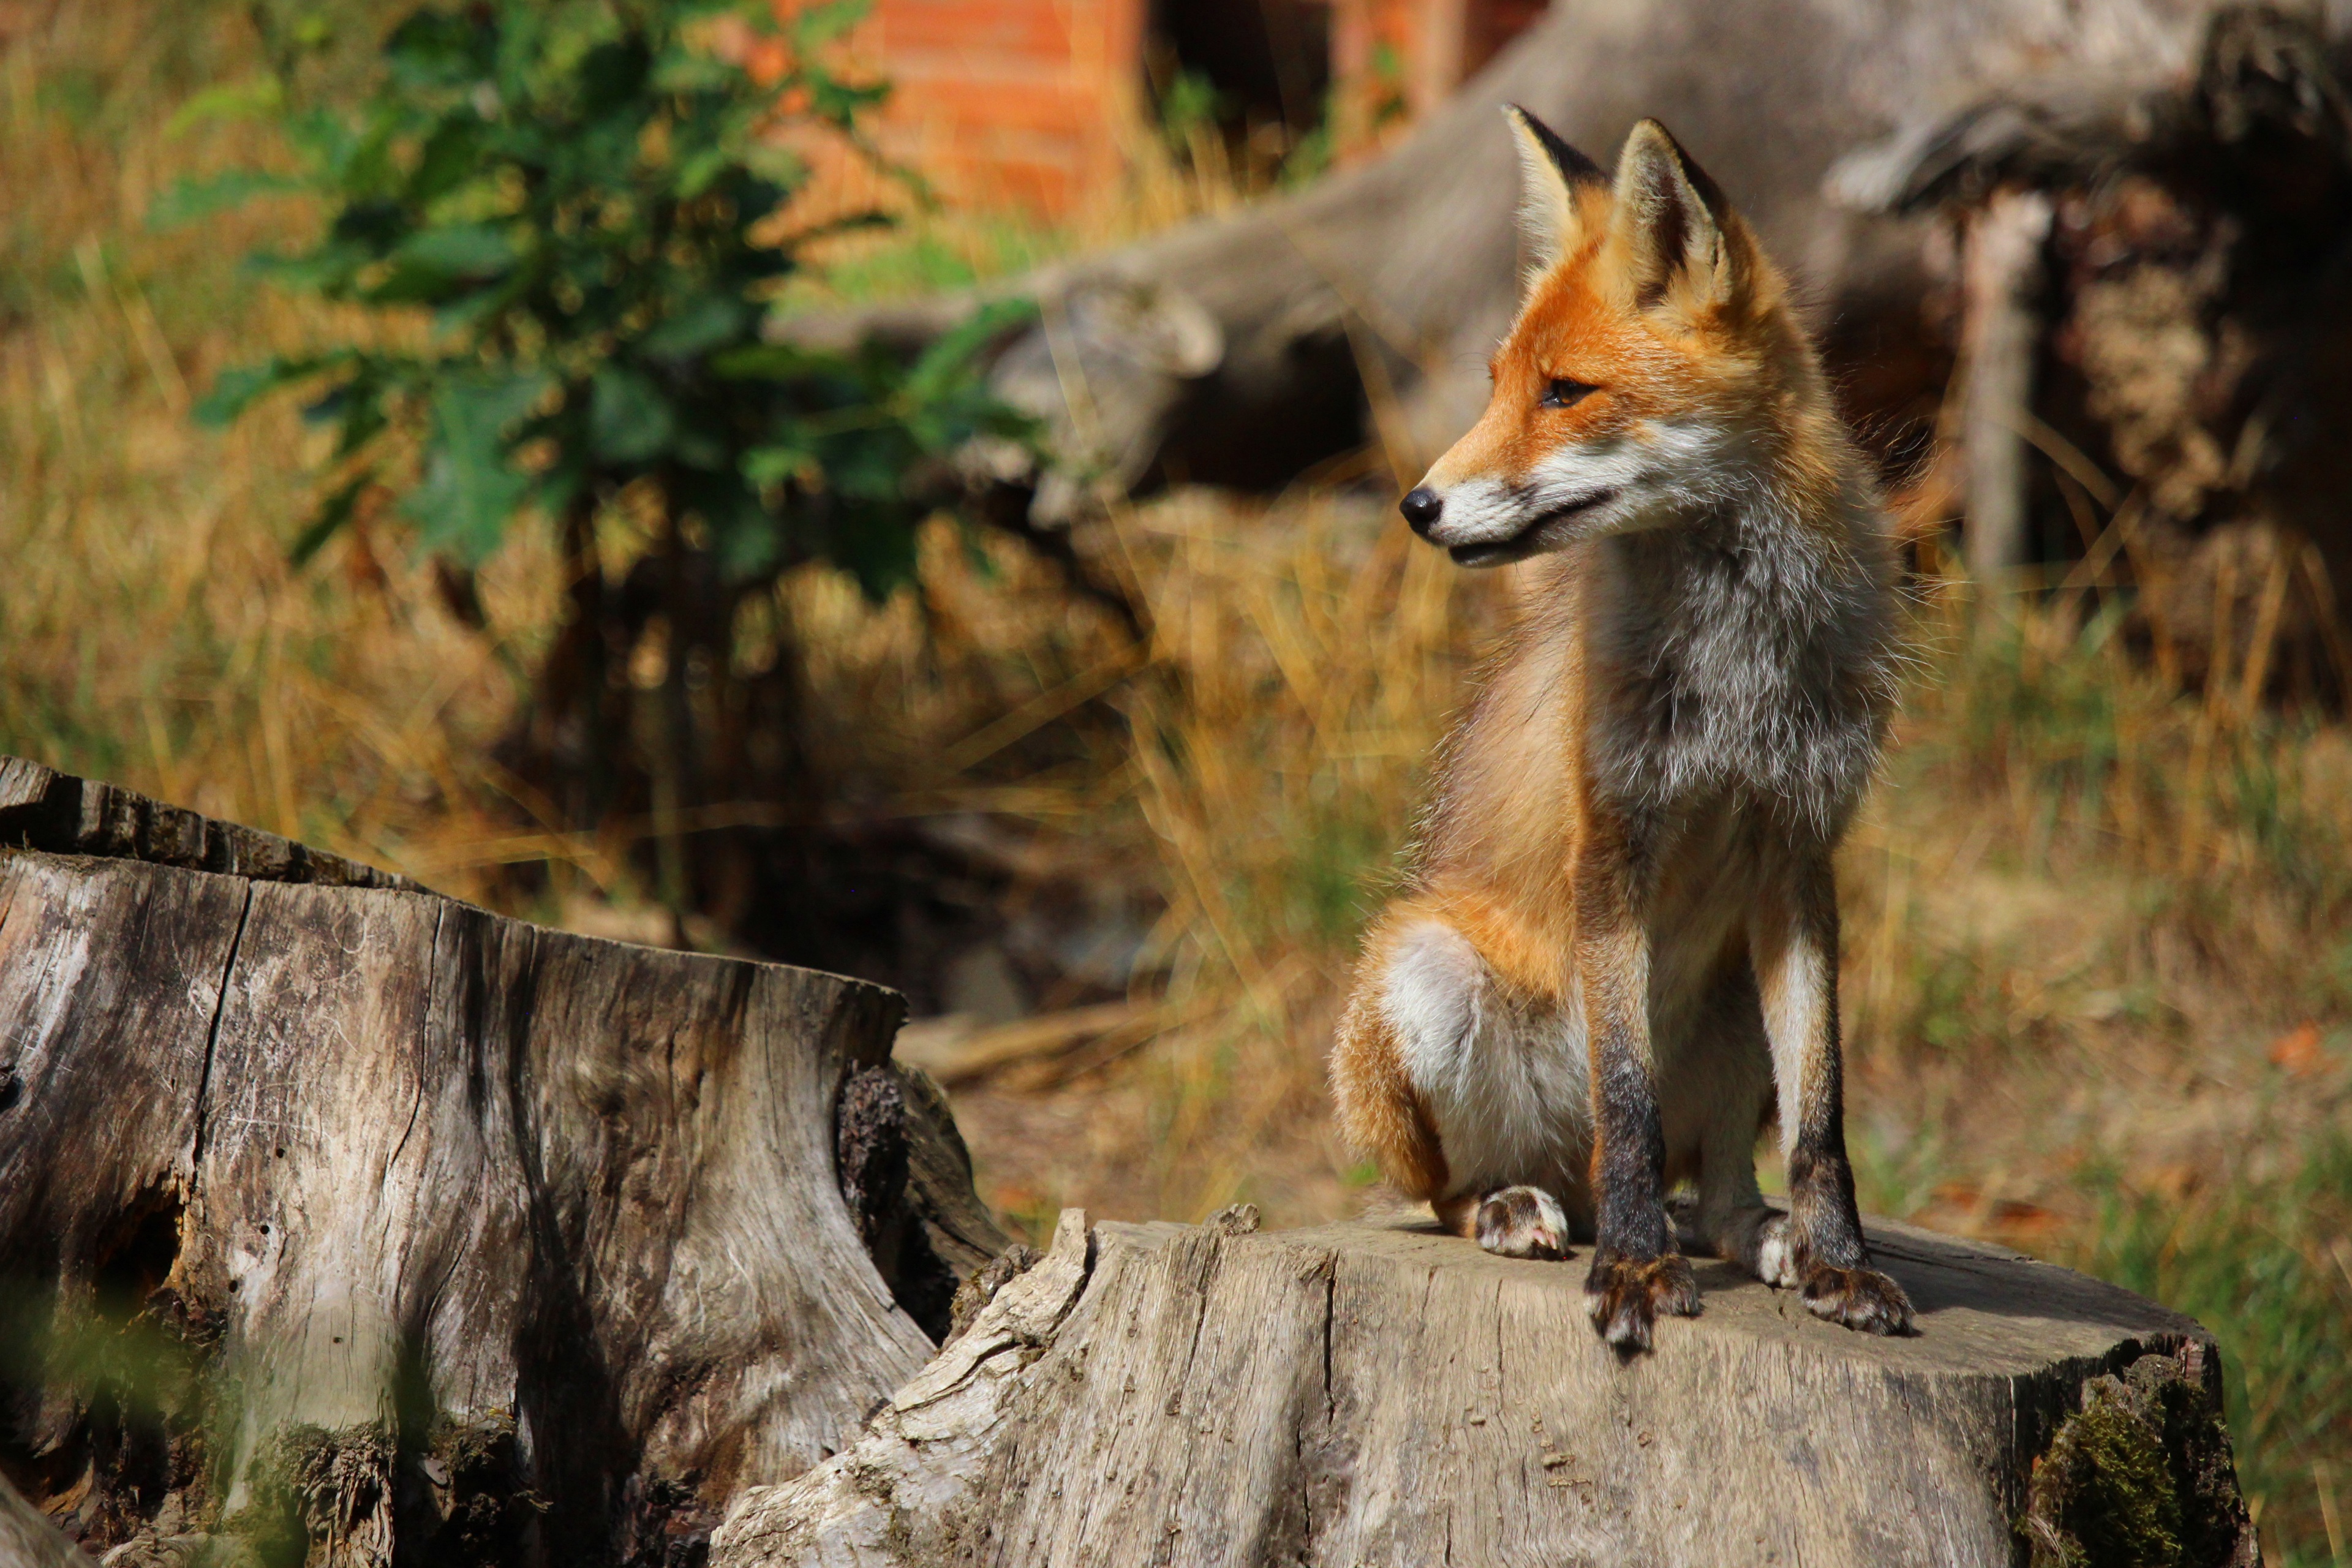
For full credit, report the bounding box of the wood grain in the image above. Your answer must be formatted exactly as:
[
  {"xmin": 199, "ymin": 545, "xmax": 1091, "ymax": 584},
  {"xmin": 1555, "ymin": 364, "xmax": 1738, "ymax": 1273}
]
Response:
[
  {"xmin": 0, "ymin": 758, "xmax": 1010, "ymax": 1564},
  {"xmin": 717, "ymin": 1212, "xmax": 2256, "ymax": 1568}
]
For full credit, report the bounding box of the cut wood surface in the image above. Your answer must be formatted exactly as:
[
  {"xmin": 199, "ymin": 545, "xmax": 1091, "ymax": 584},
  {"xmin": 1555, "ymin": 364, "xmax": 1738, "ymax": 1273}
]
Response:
[
  {"xmin": 717, "ymin": 1208, "xmax": 2257, "ymax": 1568},
  {"xmin": 0, "ymin": 758, "xmax": 1009, "ymax": 1564},
  {"xmin": 0, "ymin": 756, "xmax": 421, "ymax": 893}
]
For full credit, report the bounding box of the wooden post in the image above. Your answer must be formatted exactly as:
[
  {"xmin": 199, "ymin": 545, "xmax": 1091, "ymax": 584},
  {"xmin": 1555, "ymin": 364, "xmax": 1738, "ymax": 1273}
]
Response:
[{"xmin": 1959, "ymin": 188, "xmax": 2054, "ymax": 587}]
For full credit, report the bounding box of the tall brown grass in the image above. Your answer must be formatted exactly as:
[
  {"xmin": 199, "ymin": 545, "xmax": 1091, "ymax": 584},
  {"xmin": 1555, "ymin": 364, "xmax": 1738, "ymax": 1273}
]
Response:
[
  {"xmin": 0, "ymin": 3, "xmax": 552, "ymax": 905},
  {"xmin": 4, "ymin": 5, "xmax": 2350, "ymax": 1559}
]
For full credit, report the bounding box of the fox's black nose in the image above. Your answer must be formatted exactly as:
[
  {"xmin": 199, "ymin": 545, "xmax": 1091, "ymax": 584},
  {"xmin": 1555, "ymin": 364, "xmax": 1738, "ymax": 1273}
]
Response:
[{"xmin": 1400, "ymin": 487, "xmax": 1443, "ymax": 537}]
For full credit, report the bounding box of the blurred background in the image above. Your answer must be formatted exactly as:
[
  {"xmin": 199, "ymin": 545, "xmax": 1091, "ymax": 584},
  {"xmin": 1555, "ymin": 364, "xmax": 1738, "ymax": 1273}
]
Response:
[{"xmin": 1, "ymin": 0, "xmax": 2348, "ymax": 1558}]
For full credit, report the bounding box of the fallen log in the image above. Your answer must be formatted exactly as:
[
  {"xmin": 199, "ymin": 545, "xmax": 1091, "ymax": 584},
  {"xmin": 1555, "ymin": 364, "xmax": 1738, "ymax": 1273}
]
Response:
[
  {"xmin": 1831, "ymin": 2, "xmax": 2352, "ymax": 696},
  {"xmin": 790, "ymin": 0, "xmax": 2269, "ymax": 517},
  {"xmin": 0, "ymin": 757, "xmax": 1008, "ymax": 1564},
  {"xmin": 715, "ymin": 1207, "xmax": 2257, "ymax": 1568}
]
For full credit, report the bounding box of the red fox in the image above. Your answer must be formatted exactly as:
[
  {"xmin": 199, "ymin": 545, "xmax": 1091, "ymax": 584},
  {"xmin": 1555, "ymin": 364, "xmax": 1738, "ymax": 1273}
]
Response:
[{"xmin": 1330, "ymin": 109, "xmax": 1911, "ymax": 1351}]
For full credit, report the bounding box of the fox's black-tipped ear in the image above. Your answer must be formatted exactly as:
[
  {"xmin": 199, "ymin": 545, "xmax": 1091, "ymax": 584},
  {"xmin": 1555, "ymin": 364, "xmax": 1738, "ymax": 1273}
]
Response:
[
  {"xmin": 1610, "ymin": 118, "xmax": 1745, "ymax": 312},
  {"xmin": 1504, "ymin": 104, "xmax": 1605, "ymax": 274}
]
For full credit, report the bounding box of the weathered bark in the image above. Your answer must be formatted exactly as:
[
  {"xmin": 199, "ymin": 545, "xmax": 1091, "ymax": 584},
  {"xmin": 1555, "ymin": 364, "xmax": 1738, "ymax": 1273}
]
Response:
[
  {"xmin": 0, "ymin": 1473, "xmax": 90, "ymax": 1567},
  {"xmin": 0, "ymin": 758, "xmax": 2266, "ymax": 1565},
  {"xmin": 791, "ymin": 0, "xmax": 2253, "ymax": 514},
  {"xmin": 0, "ymin": 757, "xmax": 1009, "ymax": 1566},
  {"xmin": 0, "ymin": 757, "xmax": 422, "ymax": 894},
  {"xmin": 715, "ymin": 1207, "xmax": 2256, "ymax": 1568},
  {"xmin": 1835, "ymin": 4, "xmax": 2352, "ymax": 693}
]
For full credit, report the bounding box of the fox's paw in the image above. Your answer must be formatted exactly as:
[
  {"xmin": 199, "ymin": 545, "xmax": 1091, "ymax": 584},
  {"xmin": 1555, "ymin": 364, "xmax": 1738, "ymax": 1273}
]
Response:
[
  {"xmin": 1474, "ymin": 1186, "xmax": 1569, "ymax": 1261},
  {"xmin": 1753, "ymin": 1213, "xmax": 1803, "ymax": 1289},
  {"xmin": 1583, "ymin": 1253, "xmax": 1700, "ymax": 1351},
  {"xmin": 1800, "ymin": 1262, "xmax": 1915, "ymax": 1335}
]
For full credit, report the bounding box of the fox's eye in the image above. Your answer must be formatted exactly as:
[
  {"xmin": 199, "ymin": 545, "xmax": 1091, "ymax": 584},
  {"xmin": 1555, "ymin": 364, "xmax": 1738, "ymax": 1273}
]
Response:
[{"xmin": 1540, "ymin": 378, "xmax": 1597, "ymax": 409}]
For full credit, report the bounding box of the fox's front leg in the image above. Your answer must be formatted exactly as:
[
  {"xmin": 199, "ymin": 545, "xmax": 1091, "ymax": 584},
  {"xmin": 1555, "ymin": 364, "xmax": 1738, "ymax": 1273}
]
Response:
[
  {"xmin": 1578, "ymin": 869, "xmax": 1699, "ymax": 1351},
  {"xmin": 1751, "ymin": 856, "xmax": 1915, "ymax": 1335}
]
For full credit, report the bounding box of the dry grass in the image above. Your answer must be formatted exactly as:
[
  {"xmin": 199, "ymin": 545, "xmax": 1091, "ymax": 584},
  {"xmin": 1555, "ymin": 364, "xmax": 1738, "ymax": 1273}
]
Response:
[
  {"xmin": 5, "ymin": 5, "xmax": 2351, "ymax": 1562},
  {"xmin": 0, "ymin": 2, "xmax": 555, "ymax": 907}
]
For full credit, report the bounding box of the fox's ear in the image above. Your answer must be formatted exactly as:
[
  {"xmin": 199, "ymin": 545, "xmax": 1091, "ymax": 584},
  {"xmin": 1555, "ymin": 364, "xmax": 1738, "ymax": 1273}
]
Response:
[
  {"xmin": 1610, "ymin": 119, "xmax": 1746, "ymax": 312},
  {"xmin": 1504, "ymin": 104, "xmax": 1605, "ymax": 274}
]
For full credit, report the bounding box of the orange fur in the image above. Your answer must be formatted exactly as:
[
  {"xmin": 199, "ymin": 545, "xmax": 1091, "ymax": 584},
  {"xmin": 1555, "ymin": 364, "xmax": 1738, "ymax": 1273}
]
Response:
[
  {"xmin": 1332, "ymin": 115, "xmax": 1906, "ymax": 1347},
  {"xmin": 1329, "ymin": 964, "xmax": 1450, "ymax": 1202}
]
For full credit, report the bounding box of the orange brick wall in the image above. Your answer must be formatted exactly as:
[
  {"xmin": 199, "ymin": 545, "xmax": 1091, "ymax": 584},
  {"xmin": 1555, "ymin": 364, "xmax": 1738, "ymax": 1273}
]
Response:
[
  {"xmin": 780, "ymin": 0, "xmax": 1149, "ymax": 221},
  {"xmin": 1330, "ymin": 0, "xmax": 1548, "ymax": 140},
  {"xmin": 1332, "ymin": 0, "xmax": 1460, "ymax": 125},
  {"xmin": 777, "ymin": 0, "xmax": 1543, "ymax": 220}
]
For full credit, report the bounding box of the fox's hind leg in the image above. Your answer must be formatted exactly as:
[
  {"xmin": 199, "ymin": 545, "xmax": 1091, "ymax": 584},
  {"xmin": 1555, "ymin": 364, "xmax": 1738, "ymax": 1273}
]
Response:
[
  {"xmin": 1333, "ymin": 913, "xmax": 1582, "ymax": 1261},
  {"xmin": 1434, "ymin": 1185, "xmax": 1571, "ymax": 1259},
  {"xmin": 1330, "ymin": 977, "xmax": 1452, "ymax": 1207},
  {"xmin": 1683, "ymin": 964, "xmax": 1781, "ymax": 1272}
]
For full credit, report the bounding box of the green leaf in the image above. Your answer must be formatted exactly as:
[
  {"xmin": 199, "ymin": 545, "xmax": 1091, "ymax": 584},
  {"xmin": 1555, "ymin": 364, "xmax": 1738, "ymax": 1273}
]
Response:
[
  {"xmin": 409, "ymin": 118, "xmax": 486, "ymax": 205},
  {"xmin": 394, "ymin": 369, "xmax": 553, "ymax": 556},
  {"xmin": 827, "ymin": 436, "xmax": 907, "ymax": 502},
  {"xmin": 244, "ymin": 241, "xmax": 370, "ymax": 295},
  {"xmin": 164, "ymin": 74, "xmax": 283, "ymax": 138},
  {"xmin": 790, "ymin": 0, "xmax": 874, "ymax": 51},
  {"xmin": 743, "ymin": 437, "xmax": 818, "ymax": 489},
  {"xmin": 394, "ymin": 224, "xmax": 514, "ymax": 279},
  {"xmin": 528, "ymin": 463, "xmax": 584, "ymax": 524},
  {"xmin": 304, "ymin": 374, "xmax": 395, "ymax": 461},
  {"xmin": 673, "ymin": 144, "xmax": 732, "ymax": 200},
  {"xmin": 905, "ymin": 297, "xmax": 1035, "ymax": 401},
  {"xmin": 710, "ymin": 343, "xmax": 831, "ymax": 382},
  {"xmin": 384, "ymin": 10, "xmax": 495, "ymax": 91},
  {"xmin": 638, "ymin": 295, "xmax": 747, "ymax": 361},
  {"xmin": 148, "ymin": 169, "xmax": 304, "ymax": 230},
  {"xmin": 437, "ymin": 369, "xmax": 551, "ymax": 447},
  {"xmin": 590, "ymin": 366, "xmax": 676, "ymax": 464},
  {"xmin": 194, "ymin": 358, "xmax": 318, "ymax": 428},
  {"xmin": 402, "ymin": 434, "xmax": 530, "ymax": 563}
]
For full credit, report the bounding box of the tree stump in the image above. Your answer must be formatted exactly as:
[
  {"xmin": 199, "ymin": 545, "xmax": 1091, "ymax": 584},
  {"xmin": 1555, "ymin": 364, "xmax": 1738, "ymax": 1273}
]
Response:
[
  {"xmin": 0, "ymin": 757, "xmax": 1008, "ymax": 1566},
  {"xmin": 0, "ymin": 755, "xmax": 2260, "ymax": 1566},
  {"xmin": 715, "ymin": 1208, "xmax": 2258, "ymax": 1568}
]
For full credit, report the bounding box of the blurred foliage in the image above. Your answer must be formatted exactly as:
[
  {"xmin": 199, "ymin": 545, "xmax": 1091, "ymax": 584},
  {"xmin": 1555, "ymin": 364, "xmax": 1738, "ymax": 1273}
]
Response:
[{"xmin": 172, "ymin": 0, "xmax": 1031, "ymax": 599}]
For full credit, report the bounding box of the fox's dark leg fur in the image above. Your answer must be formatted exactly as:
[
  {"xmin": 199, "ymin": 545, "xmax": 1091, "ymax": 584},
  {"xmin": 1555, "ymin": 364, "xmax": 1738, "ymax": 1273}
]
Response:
[
  {"xmin": 1689, "ymin": 965, "xmax": 1779, "ymax": 1270},
  {"xmin": 1752, "ymin": 854, "xmax": 1914, "ymax": 1335},
  {"xmin": 1577, "ymin": 821, "xmax": 1698, "ymax": 1350}
]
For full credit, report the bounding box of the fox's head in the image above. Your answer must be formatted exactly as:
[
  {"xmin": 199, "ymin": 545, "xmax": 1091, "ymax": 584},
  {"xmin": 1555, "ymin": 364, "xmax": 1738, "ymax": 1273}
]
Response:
[{"xmin": 1401, "ymin": 110, "xmax": 1812, "ymax": 566}]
